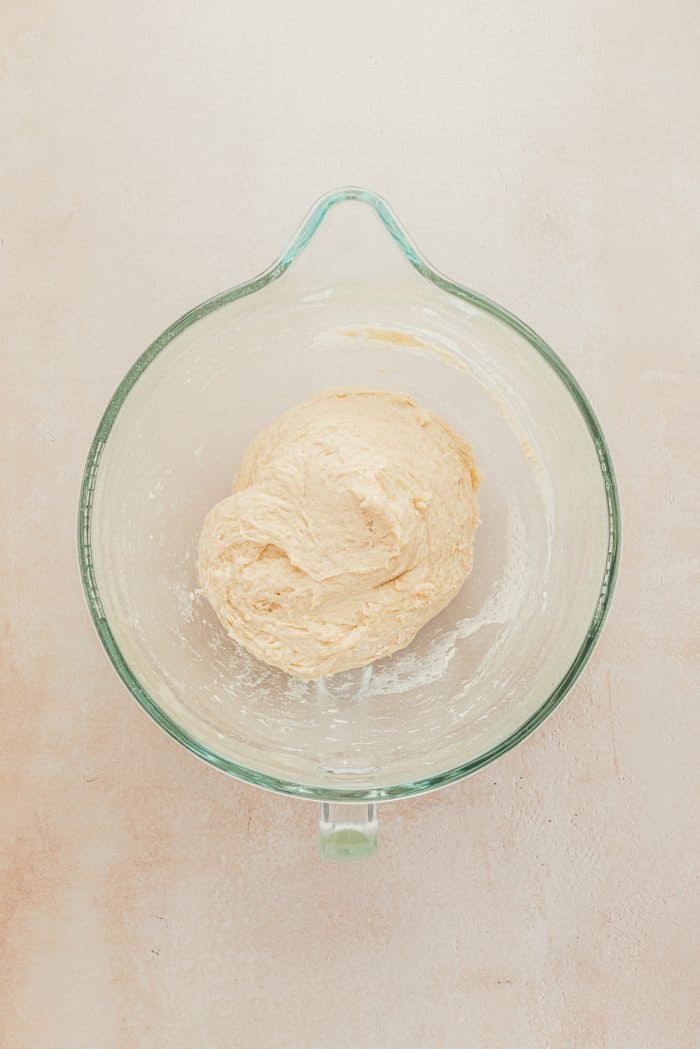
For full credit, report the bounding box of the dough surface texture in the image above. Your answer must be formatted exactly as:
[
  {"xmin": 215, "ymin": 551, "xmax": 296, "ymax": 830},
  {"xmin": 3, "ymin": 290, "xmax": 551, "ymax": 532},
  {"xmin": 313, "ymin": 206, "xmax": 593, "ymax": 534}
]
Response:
[{"xmin": 198, "ymin": 388, "xmax": 480, "ymax": 680}]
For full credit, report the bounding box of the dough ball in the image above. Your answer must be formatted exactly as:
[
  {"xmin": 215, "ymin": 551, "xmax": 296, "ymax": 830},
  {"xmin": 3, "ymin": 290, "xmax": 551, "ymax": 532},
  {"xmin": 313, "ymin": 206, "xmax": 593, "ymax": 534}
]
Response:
[{"xmin": 198, "ymin": 388, "xmax": 480, "ymax": 680}]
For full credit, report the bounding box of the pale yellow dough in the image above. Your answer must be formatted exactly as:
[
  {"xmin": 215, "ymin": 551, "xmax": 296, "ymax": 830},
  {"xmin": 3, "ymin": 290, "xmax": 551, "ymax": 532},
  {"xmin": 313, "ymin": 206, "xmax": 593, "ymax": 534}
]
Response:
[{"xmin": 197, "ymin": 389, "xmax": 480, "ymax": 680}]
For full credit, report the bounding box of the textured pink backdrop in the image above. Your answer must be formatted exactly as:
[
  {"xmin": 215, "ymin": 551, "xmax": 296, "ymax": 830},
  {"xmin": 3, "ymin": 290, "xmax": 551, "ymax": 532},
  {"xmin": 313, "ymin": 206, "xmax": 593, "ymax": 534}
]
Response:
[{"xmin": 2, "ymin": 1, "xmax": 699, "ymax": 1045}]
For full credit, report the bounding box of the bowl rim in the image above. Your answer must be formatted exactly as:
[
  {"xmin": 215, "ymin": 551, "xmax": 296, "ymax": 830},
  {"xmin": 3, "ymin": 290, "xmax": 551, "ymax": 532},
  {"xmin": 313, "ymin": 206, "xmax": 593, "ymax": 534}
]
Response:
[{"xmin": 78, "ymin": 186, "xmax": 621, "ymax": 802}]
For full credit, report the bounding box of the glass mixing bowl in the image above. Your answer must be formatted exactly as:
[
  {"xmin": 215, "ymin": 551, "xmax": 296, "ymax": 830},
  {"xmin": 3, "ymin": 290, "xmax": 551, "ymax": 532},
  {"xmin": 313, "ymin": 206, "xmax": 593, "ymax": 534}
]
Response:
[{"xmin": 79, "ymin": 188, "xmax": 620, "ymax": 859}]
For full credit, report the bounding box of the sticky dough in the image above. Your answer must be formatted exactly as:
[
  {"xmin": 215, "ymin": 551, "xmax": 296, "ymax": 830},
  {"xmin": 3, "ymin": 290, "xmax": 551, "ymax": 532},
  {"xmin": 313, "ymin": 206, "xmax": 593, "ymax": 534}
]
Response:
[{"xmin": 197, "ymin": 389, "xmax": 480, "ymax": 680}]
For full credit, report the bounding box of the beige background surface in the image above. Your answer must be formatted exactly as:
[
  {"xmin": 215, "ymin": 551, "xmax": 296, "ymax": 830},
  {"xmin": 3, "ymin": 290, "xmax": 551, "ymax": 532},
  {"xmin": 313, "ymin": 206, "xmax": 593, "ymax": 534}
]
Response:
[{"xmin": 2, "ymin": 2, "xmax": 699, "ymax": 1047}]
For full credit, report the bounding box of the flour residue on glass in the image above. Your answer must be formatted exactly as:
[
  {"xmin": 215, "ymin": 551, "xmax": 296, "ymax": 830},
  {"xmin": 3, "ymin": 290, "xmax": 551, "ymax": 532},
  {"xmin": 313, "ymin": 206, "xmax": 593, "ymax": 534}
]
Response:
[{"xmin": 365, "ymin": 496, "xmax": 530, "ymax": 698}]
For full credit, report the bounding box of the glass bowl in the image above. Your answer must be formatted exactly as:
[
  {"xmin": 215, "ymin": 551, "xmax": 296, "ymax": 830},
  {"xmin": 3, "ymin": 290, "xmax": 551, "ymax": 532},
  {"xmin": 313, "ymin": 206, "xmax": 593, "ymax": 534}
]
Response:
[{"xmin": 78, "ymin": 187, "xmax": 620, "ymax": 858}]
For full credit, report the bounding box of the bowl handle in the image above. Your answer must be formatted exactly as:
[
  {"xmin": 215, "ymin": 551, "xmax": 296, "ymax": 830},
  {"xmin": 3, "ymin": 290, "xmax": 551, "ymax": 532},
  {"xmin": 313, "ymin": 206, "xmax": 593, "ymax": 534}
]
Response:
[{"xmin": 319, "ymin": 802, "xmax": 378, "ymax": 861}]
